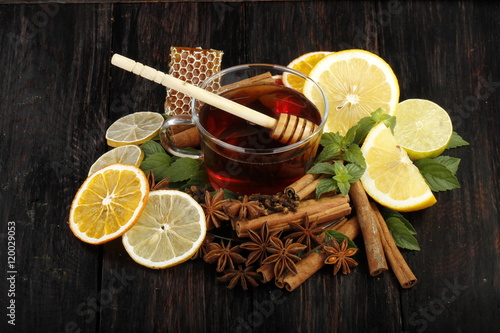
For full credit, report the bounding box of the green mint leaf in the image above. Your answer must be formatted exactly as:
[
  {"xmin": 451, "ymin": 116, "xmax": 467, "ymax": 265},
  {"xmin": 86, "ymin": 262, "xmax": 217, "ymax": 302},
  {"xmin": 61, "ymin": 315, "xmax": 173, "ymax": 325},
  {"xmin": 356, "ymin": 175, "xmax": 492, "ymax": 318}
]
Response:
[
  {"xmin": 343, "ymin": 125, "xmax": 356, "ymax": 145},
  {"xmin": 336, "ymin": 180, "xmax": 351, "ymax": 197},
  {"xmin": 432, "ymin": 156, "xmax": 461, "ymax": 175},
  {"xmin": 381, "ymin": 114, "xmax": 396, "ymax": 132},
  {"xmin": 343, "ymin": 144, "xmax": 366, "ymax": 168},
  {"xmin": 315, "ymin": 178, "xmax": 338, "ymax": 199},
  {"xmin": 351, "ymin": 117, "xmax": 376, "ymax": 145},
  {"xmin": 171, "ymin": 169, "xmax": 208, "ymax": 190},
  {"xmin": 370, "ymin": 108, "xmax": 396, "ymax": 132},
  {"xmin": 141, "ymin": 140, "xmax": 166, "ymax": 158},
  {"xmin": 165, "ymin": 157, "xmax": 203, "ymax": 182},
  {"xmin": 308, "ymin": 162, "xmax": 337, "ymax": 175},
  {"xmin": 324, "ymin": 230, "xmax": 357, "ymax": 249},
  {"xmin": 316, "ymin": 144, "xmax": 343, "ymax": 162},
  {"xmin": 320, "ymin": 132, "xmax": 344, "ymax": 148},
  {"xmin": 379, "ymin": 206, "xmax": 416, "ymax": 235},
  {"xmin": 414, "ymin": 158, "xmax": 461, "ymax": 191},
  {"xmin": 345, "ymin": 163, "xmax": 365, "ymax": 182},
  {"xmin": 446, "ymin": 132, "xmax": 470, "ymax": 149},
  {"xmin": 369, "ymin": 108, "xmax": 385, "ymax": 121},
  {"xmin": 332, "ymin": 162, "xmax": 352, "ymax": 196},
  {"xmin": 385, "ymin": 217, "xmax": 421, "ymax": 251},
  {"xmin": 344, "ymin": 123, "xmax": 360, "ymax": 145},
  {"xmin": 140, "ymin": 152, "xmax": 172, "ymax": 182}
]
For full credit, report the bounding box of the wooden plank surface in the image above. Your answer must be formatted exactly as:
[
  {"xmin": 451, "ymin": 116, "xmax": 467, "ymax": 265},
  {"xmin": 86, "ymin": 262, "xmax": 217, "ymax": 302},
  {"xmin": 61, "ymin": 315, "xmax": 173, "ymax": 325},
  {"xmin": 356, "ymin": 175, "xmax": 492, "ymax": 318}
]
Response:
[{"xmin": 0, "ymin": 1, "xmax": 499, "ymax": 332}]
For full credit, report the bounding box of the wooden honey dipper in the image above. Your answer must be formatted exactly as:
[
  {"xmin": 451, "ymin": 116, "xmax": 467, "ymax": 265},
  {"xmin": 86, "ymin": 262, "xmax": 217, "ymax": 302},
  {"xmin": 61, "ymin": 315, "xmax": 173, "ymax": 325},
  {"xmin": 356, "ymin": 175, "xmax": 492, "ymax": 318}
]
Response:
[{"xmin": 111, "ymin": 54, "xmax": 318, "ymax": 145}]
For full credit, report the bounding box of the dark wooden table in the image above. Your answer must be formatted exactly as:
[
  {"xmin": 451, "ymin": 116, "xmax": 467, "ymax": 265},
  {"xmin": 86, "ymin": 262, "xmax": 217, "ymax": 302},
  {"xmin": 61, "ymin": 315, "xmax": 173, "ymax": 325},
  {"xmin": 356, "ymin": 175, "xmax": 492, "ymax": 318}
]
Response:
[{"xmin": 1, "ymin": 1, "xmax": 499, "ymax": 332}]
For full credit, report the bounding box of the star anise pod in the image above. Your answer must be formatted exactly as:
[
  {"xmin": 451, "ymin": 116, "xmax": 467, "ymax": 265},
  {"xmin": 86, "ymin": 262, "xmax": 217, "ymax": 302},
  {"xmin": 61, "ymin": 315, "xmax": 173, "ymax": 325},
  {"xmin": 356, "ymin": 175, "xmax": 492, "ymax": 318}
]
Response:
[
  {"xmin": 240, "ymin": 222, "xmax": 282, "ymax": 266},
  {"xmin": 200, "ymin": 190, "xmax": 230, "ymax": 230},
  {"xmin": 323, "ymin": 239, "xmax": 358, "ymax": 275},
  {"xmin": 217, "ymin": 265, "xmax": 260, "ymax": 290},
  {"xmin": 190, "ymin": 234, "xmax": 214, "ymax": 260},
  {"xmin": 261, "ymin": 237, "xmax": 307, "ymax": 280},
  {"xmin": 204, "ymin": 240, "xmax": 246, "ymax": 272},
  {"xmin": 285, "ymin": 215, "xmax": 324, "ymax": 251},
  {"xmin": 147, "ymin": 170, "xmax": 173, "ymax": 191},
  {"xmin": 224, "ymin": 195, "xmax": 267, "ymax": 220}
]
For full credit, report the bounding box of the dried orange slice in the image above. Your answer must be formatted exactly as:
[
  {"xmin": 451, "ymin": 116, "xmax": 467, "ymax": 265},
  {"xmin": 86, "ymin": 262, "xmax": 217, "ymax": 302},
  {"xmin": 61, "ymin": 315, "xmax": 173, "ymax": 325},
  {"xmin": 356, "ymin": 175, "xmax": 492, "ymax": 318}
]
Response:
[
  {"xmin": 69, "ymin": 163, "xmax": 149, "ymax": 244},
  {"xmin": 283, "ymin": 51, "xmax": 332, "ymax": 92}
]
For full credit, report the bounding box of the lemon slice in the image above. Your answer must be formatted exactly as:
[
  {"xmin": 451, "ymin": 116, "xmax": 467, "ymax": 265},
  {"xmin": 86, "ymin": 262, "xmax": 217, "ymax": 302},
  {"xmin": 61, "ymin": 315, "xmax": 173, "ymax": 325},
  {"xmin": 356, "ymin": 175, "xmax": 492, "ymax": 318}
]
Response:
[
  {"xmin": 106, "ymin": 111, "xmax": 164, "ymax": 147},
  {"xmin": 88, "ymin": 145, "xmax": 145, "ymax": 176},
  {"xmin": 283, "ymin": 51, "xmax": 333, "ymax": 92},
  {"xmin": 69, "ymin": 163, "xmax": 149, "ymax": 244},
  {"xmin": 303, "ymin": 49, "xmax": 399, "ymax": 135},
  {"xmin": 393, "ymin": 99, "xmax": 453, "ymax": 160},
  {"xmin": 122, "ymin": 190, "xmax": 206, "ymax": 269},
  {"xmin": 360, "ymin": 123, "xmax": 436, "ymax": 212}
]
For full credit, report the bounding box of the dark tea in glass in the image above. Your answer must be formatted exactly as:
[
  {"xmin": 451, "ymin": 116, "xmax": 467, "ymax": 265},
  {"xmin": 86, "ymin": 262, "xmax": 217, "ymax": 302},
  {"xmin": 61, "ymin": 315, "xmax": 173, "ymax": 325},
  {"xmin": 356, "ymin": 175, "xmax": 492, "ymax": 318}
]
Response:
[{"xmin": 199, "ymin": 83, "xmax": 322, "ymax": 194}]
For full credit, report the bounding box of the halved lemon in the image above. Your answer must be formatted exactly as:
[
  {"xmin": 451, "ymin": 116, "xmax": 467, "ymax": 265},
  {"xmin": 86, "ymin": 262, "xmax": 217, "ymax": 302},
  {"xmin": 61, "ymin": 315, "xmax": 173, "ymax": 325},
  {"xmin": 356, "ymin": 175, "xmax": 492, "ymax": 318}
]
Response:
[
  {"xmin": 69, "ymin": 163, "xmax": 149, "ymax": 244},
  {"xmin": 283, "ymin": 51, "xmax": 333, "ymax": 92},
  {"xmin": 106, "ymin": 111, "xmax": 164, "ymax": 147},
  {"xmin": 88, "ymin": 145, "xmax": 145, "ymax": 176},
  {"xmin": 122, "ymin": 190, "xmax": 206, "ymax": 269},
  {"xmin": 303, "ymin": 49, "xmax": 400, "ymax": 135},
  {"xmin": 360, "ymin": 123, "xmax": 436, "ymax": 212},
  {"xmin": 393, "ymin": 99, "xmax": 453, "ymax": 160}
]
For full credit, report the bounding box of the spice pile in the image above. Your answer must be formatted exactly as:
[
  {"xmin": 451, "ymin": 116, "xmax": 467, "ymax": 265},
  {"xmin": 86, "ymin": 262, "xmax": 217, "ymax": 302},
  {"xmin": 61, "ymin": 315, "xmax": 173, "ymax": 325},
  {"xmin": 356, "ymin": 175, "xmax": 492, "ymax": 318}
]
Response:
[{"xmin": 183, "ymin": 185, "xmax": 360, "ymax": 291}]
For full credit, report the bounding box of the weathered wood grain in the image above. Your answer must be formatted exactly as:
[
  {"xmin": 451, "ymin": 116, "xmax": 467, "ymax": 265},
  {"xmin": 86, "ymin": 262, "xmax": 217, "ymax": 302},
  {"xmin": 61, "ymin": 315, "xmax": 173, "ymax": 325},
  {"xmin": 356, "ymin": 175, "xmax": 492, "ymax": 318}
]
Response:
[{"xmin": 0, "ymin": 3, "xmax": 113, "ymax": 333}]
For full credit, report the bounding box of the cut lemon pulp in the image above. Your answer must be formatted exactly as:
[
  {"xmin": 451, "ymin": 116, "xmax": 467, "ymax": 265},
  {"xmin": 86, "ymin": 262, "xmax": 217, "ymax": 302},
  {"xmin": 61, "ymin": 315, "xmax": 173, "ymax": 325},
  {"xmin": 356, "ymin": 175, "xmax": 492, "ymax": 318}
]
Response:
[
  {"xmin": 360, "ymin": 123, "xmax": 436, "ymax": 212},
  {"xmin": 393, "ymin": 99, "xmax": 453, "ymax": 160},
  {"xmin": 106, "ymin": 111, "xmax": 164, "ymax": 147},
  {"xmin": 88, "ymin": 145, "xmax": 144, "ymax": 176},
  {"xmin": 122, "ymin": 190, "xmax": 206, "ymax": 269},
  {"xmin": 69, "ymin": 163, "xmax": 149, "ymax": 244},
  {"xmin": 283, "ymin": 51, "xmax": 333, "ymax": 92},
  {"xmin": 303, "ymin": 49, "xmax": 399, "ymax": 135}
]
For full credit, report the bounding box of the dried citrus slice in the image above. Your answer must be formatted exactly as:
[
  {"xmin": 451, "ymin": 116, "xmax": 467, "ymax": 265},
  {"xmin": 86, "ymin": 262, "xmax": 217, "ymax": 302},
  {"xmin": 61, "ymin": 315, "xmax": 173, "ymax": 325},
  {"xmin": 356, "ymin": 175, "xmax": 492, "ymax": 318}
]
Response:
[
  {"xmin": 303, "ymin": 49, "xmax": 399, "ymax": 135},
  {"xmin": 69, "ymin": 163, "xmax": 149, "ymax": 244},
  {"xmin": 360, "ymin": 123, "xmax": 436, "ymax": 212},
  {"xmin": 122, "ymin": 190, "xmax": 206, "ymax": 269},
  {"xmin": 106, "ymin": 111, "xmax": 164, "ymax": 147},
  {"xmin": 393, "ymin": 99, "xmax": 453, "ymax": 160},
  {"xmin": 283, "ymin": 51, "xmax": 332, "ymax": 92},
  {"xmin": 88, "ymin": 145, "xmax": 144, "ymax": 176}
]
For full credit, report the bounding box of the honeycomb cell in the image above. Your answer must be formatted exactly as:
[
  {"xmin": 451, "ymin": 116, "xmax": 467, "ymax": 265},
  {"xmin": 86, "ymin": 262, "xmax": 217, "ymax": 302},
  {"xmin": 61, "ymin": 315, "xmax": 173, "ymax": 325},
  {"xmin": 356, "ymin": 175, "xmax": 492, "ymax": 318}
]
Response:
[{"xmin": 165, "ymin": 47, "xmax": 224, "ymax": 115}]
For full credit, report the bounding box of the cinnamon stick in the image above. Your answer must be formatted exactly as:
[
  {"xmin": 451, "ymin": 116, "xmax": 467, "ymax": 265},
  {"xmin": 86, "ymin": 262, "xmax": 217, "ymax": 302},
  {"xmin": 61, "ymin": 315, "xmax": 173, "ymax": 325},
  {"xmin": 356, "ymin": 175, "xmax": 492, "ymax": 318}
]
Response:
[
  {"xmin": 349, "ymin": 181, "xmax": 388, "ymax": 276},
  {"xmin": 370, "ymin": 202, "xmax": 418, "ymax": 288},
  {"xmin": 235, "ymin": 195, "xmax": 351, "ymax": 238},
  {"xmin": 256, "ymin": 264, "xmax": 275, "ymax": 283},
  {"xmin": 285, "ymin": 174, "xmax": 331, "ymax": 201},
  {"xmin": 276, "ymin": 216, "xmax": 361, "ymax": 291},
  {"xmin": 170, "ymin": 126, "xmax": 200, "ymax": 148}
]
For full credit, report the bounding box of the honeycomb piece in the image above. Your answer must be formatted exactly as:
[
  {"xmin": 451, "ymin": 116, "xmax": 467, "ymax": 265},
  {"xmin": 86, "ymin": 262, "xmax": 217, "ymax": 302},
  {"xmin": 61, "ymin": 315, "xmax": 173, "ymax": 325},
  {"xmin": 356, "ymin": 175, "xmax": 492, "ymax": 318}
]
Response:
[{"xmin": 165, "ymin": 46, "xmax": 224, "ymax": 115}]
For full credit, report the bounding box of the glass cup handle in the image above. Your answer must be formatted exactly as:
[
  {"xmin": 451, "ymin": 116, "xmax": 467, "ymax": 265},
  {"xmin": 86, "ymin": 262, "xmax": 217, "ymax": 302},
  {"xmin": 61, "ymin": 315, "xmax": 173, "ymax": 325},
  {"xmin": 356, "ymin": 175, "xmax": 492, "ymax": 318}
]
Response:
[{"xmin": 160, "ymin": 115, "xmax": 203, "ymax": 159}]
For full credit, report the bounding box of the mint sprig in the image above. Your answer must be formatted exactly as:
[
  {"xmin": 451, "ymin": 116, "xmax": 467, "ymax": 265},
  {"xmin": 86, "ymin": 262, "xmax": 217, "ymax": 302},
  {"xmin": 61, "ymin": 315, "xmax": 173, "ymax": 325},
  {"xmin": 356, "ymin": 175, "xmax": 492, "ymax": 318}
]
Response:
[
  {"xmin": 308, "ymin": 109, "xmax": 397, "ymax": 198},
  {"xmin": 324, "ymin": 229, "xmax": 357, "ymax": 249},
  {"xmin": 379, "ymin": 206, "xmax": 420, "ymax": 251},
  {"xmin": 414, "ymin": 157, "xmax": 461, "ymax": 192},
  {"xmin": 446, "ymin": 131, "xmax": 470, "ymax": 149},
  {"xmin": 139, "ymin": 140, "xmax": 206, "ymax": 189}
]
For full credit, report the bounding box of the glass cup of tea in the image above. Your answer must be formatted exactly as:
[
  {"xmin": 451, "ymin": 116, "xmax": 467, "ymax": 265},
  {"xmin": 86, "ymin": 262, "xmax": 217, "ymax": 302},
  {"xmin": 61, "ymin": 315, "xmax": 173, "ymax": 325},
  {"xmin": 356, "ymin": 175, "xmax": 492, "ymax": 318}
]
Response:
[{"xmin": 160, "ymin": 64, "xmax": 329, "ymax": 195}]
